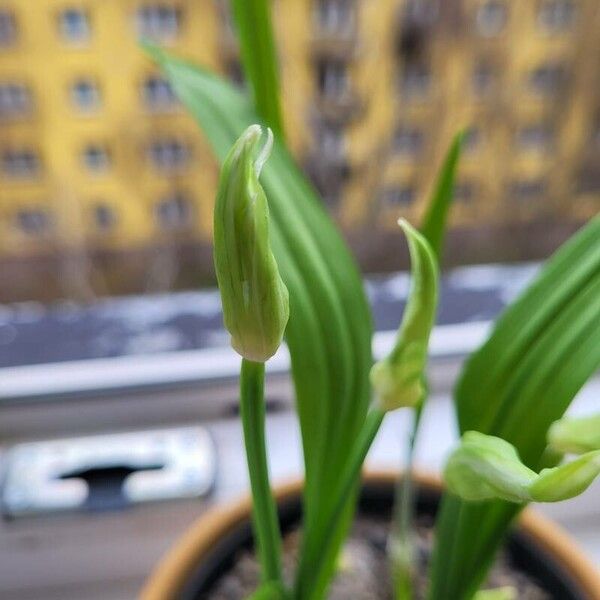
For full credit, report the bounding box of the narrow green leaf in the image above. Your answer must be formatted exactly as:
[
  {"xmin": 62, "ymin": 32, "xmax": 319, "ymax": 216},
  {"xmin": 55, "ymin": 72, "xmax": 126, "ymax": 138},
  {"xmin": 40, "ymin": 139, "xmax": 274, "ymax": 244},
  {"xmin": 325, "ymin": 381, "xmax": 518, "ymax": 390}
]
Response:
[
  {"xmin": 473, "ymin": 587, "xmax": 516, "ymax": 600},
  {"xmin": 429, "ymin": 216, "xmax": 600, "ymax": 600},
  {"xmin": 548, "ymin": 413, "xmax": 600, "ymax": 455},
  {"xmin": 143, "ymin": 45, "xmax": 373, "ymax": 600},
  {"xmin": 230, "ymin": 0, "xmax": 285, "ymax": 139},
  {"xmin": 370, "ymin": 219, "xmax": 439, "ymax": 411},
  {"xmin": 420, "ymin": 131, "xmax": 464, "ymax": 260}
]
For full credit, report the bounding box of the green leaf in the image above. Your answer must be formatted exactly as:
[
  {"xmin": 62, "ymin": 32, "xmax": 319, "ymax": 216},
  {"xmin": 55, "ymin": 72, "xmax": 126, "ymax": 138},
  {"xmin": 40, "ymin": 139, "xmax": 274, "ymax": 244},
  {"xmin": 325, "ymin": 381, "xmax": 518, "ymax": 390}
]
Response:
[
  {"xmin": 230, "ymin": 0, "xmax": 285, "ymax": 139},
  {"xmin": 473, "ymin": 587, "xmax": 516, "ymax": 600},
  {"xmin": 214, "ymin": 125, "xmax": 288, "ymax": 362},
  {"xmin": 429, "ymin": 216, "xmax": 600, "ymax": 600},
  {"xmin": 143, "ymin": 45, "xmax": 373, "ymax": 600},
  {"xmin": 370, "ymin": 219, "xmax": 439, "ymax": 411},
  {"xmin": 548, "ymin": 413, "xmax": 600, "ymax": 455},
  {"xmin": 420, "ymin": 131, "xmax": 464, "ymax": 260},
  {"xmin": 247, "ymin": 581, "xmax": 290, "ymax": 600}
]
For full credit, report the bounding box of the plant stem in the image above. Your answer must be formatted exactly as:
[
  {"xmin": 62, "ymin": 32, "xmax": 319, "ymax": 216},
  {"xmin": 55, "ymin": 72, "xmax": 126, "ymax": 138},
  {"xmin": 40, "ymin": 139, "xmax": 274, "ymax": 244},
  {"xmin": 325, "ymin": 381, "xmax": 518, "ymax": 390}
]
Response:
[
  {"xmin": 390, "ymin": 406, "xmax": 423, "ymax": 600},
  {"xmin": 295, "ymin": 407, "xmax": 385, "ymax": 600},
  {"xmin": 240, "ymin": 358, "xmax": 283, "ymax": 585},
  {"xmin": 231, "ymin": 0, "xmax": 285, "ymax": 140}
]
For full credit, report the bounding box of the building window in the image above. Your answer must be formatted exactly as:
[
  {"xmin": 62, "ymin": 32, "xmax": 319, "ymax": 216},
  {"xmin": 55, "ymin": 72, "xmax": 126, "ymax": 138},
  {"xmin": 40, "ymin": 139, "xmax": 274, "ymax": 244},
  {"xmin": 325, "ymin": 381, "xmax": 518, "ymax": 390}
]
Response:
[
  {"xmin": 148, "ymin": 139, "xmax": 191, "ymax": 171},
  {"xmin": 510, "ymin": 178, "xmax": 546, "ymax": 200},
  {"xmin": 0, "ymin": 10, "xmax": 16, "ymax": 46},
  {"xmin": 463, "ymin": 127, "xmax": 482, "ymax": 153},
  {"xmin": 528, "ymin": 64, "xmax": 566, "ymax": 96},
  {"xmin": 82, "ymin": 144, "xmax": 110, "ymax": 172},
  {"xmin": 400, "ymin": 63, "xmax": 431, "ymax": 100},
  {"xmin": 316, "ymin": 126, "xmax": 346, "ymax": 161},
  {"xmin": 2, "ymin": 149, "xmax": 40, "ymax": 178},
  {"xmin": 155, "ymin": 192, "xmax": 192, "ymax": 229},
  {"xmin": 136, "ymin": 5, "xmax": 181, "ymax": 41},
  {"xmin": 141, "ymin": 75, "xmax": 177, "ymax": 110},
  {"xmin": 472, "ymin": 62, "xmax": 496, "ymax": 96},
  {"xmin": 315, "ymin": 0, "xmax": 355, "ymax": 33},
  {"xmin": 381, "ymin": 185, "xmax": 415, "ymax": 206},
  {"xmin": 93, "ymin": 203, "xmax": 116, "ymax": 231},
  {"xmin": 58, "ymin": 8, "xmax": 90, "ymax": 42},
  {"xmin": 16, "ymin": 208, "xmax": 51, "ymax": 235},
  {"xmin": 454, "ymin": 181, "xmax": 475, "ymax": 202},
  {"xmin": 516, "ymin": 124, "xmax": 553, "ymax": 152},
  {"xmin": 476, "ymin": 1, "xmax": 507, "ymax": 37},
  {"xmin": 0, "ymin": 83, "xmax": 32, "ymax": 119},
  {"xmin": 393, "ymin": 126, "xmax": 424, "ymax": 156},
  {"xmin": 70, "ymin": 79, "xmax": 101, "ymax": 112},
  {"xmin": 537, "ymin": 0, "xmax": 575, "ymax": 33},
  {"xmin": 225, "ymin": 60, "xmax": 245, "ymax": 88},
  {"xmin": 316, "ymin": 59, "xmax": 349, "ymax": 99}
]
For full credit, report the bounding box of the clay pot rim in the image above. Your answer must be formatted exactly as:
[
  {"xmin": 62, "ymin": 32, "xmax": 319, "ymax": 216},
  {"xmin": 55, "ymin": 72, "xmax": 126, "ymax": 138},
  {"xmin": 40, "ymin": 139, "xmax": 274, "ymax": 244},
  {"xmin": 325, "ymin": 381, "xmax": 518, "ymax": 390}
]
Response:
[{"xmin": 141, "ymin": 470, "xmax": 600, "ymax": 600}]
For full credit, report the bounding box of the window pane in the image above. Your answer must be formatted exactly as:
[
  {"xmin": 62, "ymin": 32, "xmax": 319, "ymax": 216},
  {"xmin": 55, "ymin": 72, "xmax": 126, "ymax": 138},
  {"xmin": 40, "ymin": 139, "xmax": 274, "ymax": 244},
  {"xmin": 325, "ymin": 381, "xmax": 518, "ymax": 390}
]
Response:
[
  {"xmin": 516, "ymin": 124, "xmax": 554, "ymax": 152},
  {"xmin": 317, "ymin": 59, "xmax": 348, "ymax": 98},
  {"xmin": 93, "ymin": 203, "xmax": 116, "ymax": 231},
  {"xmin": 538, "ymin": 0, "xmax": 576, "ymax": 33},
  {"xmin": 2, "ymin": 149, "xmax": 40, "ymax": 178},
  {"xmin": 0, "ymin": 10, "xmax": 16, "ymax": 47},
  {"xmin": 472, "ymin": 63, "xmax": 496, "ymax": 97},
  {"xmin": 58, "ymin": 8, "xmax": 90, "ymax": 42},
  {"xmin": 380, "ymin": 186, "xmax": 415, "ymax": 206},
  {"xmin": 528, "ymin": 64, "xmax": 566, "ymax": 96},
  {"xmin": 71, "ymin": 79, "xmax": 101, "ymax": 111},
  {"xmin": 136, "ymin": 5, "xmax": 181, "ymax": 40},
  {"xmin": 510, "ymin": 178, "xmax": 546, "ymax": 200},
  {"xmin": 148, "ymin": 139, "xmax": 191, "ymax": 171},
  {"xmin": 0, "ymin": 83, "xmax": 32, "ymax": 119},
  {"xmin": 476, "ymin": 1, "xmax": 507, "ymax": 37},
  {"xmin": 16, "ymin": 208, "xmax": 51, "ymax": 235},
  {"xmin": 155, "ymin": 192, "xmax": 192, "ymax": 229},
  {"xmin": 82, "ymin": 145, "xmax": 110, "ymax": 172},
  {"xmin": 393, "ymin": 126, "xmax": 424, "ymax": 156},
  {"xmin": 400, "ymin": 63, "xmax": 431, "ymax": 100},
  {"xmin": 315, "ymin": 0, "xmax": 355, "ymax": 33},
  {"xmin": 142, "ymin": 76, "xmax": 177, "ymax": 110}
]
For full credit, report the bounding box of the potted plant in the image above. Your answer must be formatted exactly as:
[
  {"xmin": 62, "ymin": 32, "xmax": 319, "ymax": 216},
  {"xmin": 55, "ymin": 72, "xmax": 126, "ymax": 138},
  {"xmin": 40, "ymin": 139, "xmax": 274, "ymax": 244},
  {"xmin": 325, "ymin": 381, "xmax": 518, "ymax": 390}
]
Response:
[{"xmin": 141, "ymin": 1, "xmax": 600, "ymax": 598}]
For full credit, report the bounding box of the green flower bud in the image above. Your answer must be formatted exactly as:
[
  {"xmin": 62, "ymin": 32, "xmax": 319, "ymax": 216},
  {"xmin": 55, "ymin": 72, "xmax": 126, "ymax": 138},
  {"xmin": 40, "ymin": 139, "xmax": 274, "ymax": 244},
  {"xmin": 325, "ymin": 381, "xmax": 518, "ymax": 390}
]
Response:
[
  {"xmin": 214, "ymin": 125, "xmax": 289, "ymax": 362},
  {"xmin": 529, "ymin": 450, "xmax": 600, "ymax": 502},
  {"xmin": 370, "ymin": 220, "xmax": 438, "ymax": 412},
  {"xmin": 548, "ymin": 413, "xmax": 600, "ymax": 455},
  {"xmin": 444, "ymin": 432, "xmax": 536, "ymax": 503},
  {"xmin": 445, "ymin": 432, "xmax": 600, "ymax": 505}
]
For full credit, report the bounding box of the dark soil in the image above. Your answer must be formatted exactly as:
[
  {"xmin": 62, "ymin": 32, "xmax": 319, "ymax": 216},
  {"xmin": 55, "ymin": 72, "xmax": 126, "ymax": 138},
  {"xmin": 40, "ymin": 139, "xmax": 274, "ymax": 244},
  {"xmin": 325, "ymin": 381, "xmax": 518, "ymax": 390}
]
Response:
[{"xmin": 204, "ymin": 514, "xmax": 550, "ymax": 599}]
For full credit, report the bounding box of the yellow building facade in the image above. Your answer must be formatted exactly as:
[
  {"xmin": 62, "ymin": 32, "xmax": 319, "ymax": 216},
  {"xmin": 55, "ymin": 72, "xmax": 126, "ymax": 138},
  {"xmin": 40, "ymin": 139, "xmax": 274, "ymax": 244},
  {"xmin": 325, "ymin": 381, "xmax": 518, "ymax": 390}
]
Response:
[{"xmin": 0, "ymin": 0, "xmax": 599, "ymax": 300}]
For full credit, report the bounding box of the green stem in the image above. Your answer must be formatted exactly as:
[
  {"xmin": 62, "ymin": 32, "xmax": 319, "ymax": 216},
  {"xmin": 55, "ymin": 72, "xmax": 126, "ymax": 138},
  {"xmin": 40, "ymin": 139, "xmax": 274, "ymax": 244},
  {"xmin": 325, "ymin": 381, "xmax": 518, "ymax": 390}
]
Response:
[
  {"xmin": 295, "ymin": 407, "xmax": 386, "ymax": 600},
  {"xmin": 231, "ymin": 0, "xmax": 285, "ymax": 140},
  {"xmin": 241, "ymin": 359, "xmax": 283, "ymax": 584},
  {"xmin": 390, "ymin": 406, "xmax": 423, "ymax": 600}
]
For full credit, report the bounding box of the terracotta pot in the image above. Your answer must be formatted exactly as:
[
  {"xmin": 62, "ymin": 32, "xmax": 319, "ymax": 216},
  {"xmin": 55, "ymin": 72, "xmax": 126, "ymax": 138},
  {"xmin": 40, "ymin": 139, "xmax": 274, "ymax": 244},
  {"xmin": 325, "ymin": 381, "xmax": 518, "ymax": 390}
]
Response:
[{"xmin": 142, "ymin": 471, "xmax": 600, "ymax": 600}]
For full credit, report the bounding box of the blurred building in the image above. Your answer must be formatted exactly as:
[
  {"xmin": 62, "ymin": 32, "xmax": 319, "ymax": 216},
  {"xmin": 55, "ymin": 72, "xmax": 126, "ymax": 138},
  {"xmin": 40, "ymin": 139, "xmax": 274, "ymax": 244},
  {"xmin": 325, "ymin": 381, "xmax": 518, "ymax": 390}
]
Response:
[{"xmin": 0, "ymin": 0, "xmax": 598, "ymax": 301}]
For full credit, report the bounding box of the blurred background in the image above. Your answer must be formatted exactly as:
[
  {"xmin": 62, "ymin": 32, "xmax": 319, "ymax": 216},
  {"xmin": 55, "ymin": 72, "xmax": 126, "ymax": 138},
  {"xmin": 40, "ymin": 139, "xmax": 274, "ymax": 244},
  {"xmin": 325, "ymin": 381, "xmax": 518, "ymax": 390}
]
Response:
[{"xmin": 0, "ymin": 1, "xmax": 598, "ymax": 599}]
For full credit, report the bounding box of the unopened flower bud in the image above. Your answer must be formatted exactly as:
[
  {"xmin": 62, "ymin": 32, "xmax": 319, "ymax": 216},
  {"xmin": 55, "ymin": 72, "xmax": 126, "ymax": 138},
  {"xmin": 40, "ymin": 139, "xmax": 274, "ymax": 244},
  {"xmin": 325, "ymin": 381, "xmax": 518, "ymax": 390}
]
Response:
[
  {"xmin": 213, "ymin": 125, "xmax": 289, "ymax": 362},
  {"xmin": 529, "ymin": 450, "xmax": 600, "ymax": 502},
  {"xmin": 548, "ymin": 413, "xmax": 600, "ymax": 455},
  {"xmin": 370, "ymin": 220, "xmax": 438, "ymax": 411},
  {"xmin": 444, "ymin": 432, "xmax": 536, "ymax": 503}
]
